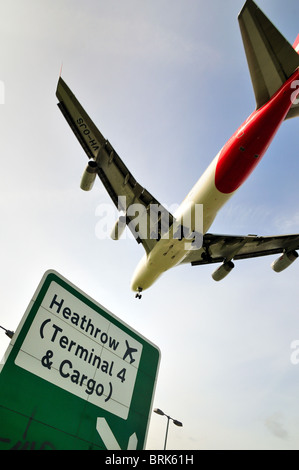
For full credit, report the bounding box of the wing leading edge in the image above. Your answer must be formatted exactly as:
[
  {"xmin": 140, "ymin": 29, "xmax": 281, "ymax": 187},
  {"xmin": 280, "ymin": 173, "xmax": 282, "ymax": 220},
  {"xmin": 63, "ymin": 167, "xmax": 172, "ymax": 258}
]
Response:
[{"xmin": 56, "ymin": 77, "xmax": 174, "ymax": 255}]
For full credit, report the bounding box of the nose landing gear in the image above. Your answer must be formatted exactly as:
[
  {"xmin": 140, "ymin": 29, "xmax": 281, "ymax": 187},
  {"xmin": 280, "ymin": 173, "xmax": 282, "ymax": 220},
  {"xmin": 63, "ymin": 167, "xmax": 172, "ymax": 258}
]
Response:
[{"xmin": 135, "ymin": 288, "xmax": 143, "ymax": 300}]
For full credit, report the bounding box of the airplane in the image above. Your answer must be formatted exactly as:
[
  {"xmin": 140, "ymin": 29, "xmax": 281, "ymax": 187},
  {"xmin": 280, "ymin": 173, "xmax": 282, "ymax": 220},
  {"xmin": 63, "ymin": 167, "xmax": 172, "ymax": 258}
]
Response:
[
  {"xmin": 123, "ymin": 340, "xmax": 138, "ymax": 365},
  {"xmin": 56, "ymin": 0, "xmax": 299, "ymax": 299}
]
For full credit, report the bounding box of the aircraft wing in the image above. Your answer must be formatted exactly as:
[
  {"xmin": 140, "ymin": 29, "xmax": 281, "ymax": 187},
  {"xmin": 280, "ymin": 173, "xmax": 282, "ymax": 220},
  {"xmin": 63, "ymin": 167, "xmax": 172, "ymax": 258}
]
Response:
[
  {"xmin": 181, "ymin": 233, "xmax": 299, "ymax": 266},
  {"xmin": 56, "ymin": 77, "xmax": 174, "ymax": 254}
]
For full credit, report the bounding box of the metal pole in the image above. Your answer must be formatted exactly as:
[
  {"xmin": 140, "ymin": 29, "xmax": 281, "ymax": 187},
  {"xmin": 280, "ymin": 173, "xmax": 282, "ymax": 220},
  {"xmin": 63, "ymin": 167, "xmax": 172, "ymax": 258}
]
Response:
[
  {"xmin": 154, "ymin": 408, "xmax": 182, "ymax": 450},
  {"xmin": 164, "ymin": 415, "xmax": 170, "ymax": 450},
  {"xmin": 0, "ymin": 325, "xmax": 14, "ymax": 338}
]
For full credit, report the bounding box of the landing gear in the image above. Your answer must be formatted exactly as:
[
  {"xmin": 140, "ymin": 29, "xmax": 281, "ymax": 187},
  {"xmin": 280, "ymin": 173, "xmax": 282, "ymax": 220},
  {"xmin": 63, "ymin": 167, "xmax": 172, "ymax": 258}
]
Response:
[{"xmin": 135, "ymin": 288, "xmax": 143, "ymax": 300}]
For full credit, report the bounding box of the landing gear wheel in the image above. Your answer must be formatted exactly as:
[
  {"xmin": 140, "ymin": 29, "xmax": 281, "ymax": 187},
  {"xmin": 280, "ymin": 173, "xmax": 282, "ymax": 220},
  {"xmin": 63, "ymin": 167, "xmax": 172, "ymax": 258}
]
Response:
[{"xmin": 135, "ymin": 288, "xmax": 143, "ymax": 300}]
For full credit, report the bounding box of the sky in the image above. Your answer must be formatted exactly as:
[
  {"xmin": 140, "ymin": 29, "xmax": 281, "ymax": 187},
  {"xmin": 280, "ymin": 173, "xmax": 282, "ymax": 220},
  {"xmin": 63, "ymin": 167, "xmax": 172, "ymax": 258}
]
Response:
[{"xmin": 0, "ymin": 0, "xmax": 299, "ymax": 450}]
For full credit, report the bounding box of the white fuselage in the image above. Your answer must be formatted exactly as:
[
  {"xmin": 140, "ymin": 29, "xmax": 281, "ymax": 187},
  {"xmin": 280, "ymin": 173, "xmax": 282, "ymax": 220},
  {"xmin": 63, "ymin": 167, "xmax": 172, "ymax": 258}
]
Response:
[
  {"xmin": 130, "ymin": 69, "xmax": 299, "ymax": 293},
  {"xmin": 130, "ymin": 152, "xmax": 233, "ymax": 292}
]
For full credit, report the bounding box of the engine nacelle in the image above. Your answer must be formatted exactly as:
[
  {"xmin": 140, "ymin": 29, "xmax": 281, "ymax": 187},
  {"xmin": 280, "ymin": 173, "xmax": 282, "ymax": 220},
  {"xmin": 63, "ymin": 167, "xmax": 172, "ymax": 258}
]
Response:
[
  {"xmin": 110, "ymin": 215, "xmax": 127, "ymax": 240},
  {"xmin": 212, "ymin": 261, "xmax": 235, "ymax": 282},
  {"xmin": 271, "ymin": 250, "xmax": 298, "ymax": 273},
  {"xmin": 80, "ymin": 160, "xmax": 98, "ymax": 191}
]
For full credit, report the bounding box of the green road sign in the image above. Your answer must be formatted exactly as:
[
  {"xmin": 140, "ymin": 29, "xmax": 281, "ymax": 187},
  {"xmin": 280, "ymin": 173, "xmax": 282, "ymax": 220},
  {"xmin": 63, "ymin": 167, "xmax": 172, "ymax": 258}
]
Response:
[{"xmin": 0, "ymin": 270, "xmax": 160, "ymax": 450}]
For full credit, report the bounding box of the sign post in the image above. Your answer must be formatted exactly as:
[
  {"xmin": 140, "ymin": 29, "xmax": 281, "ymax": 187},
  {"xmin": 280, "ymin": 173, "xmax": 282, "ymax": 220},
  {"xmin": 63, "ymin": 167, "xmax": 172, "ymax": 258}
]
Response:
[{"xmin": 0, "ymin": 270, "xmax": 160, "ymax": 450}]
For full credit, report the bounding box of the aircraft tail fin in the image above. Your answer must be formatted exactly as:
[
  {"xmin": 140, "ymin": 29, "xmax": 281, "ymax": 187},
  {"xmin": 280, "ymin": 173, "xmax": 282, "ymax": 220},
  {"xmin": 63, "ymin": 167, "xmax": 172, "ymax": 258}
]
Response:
[
  {"xmin": 238, "ymin": 0, "xmax": 299, "ymax": 120},
  {"xmin": 293, "ymin": 34, "xmax": 299, "ymax": 55}
]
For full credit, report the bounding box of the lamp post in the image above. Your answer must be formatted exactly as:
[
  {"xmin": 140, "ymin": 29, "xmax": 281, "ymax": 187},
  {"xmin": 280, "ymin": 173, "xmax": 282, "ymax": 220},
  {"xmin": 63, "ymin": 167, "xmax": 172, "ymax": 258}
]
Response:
[
  {"xmin": 154, "ymin": 408, "xmax": 183, "ymax": 450},
  {"xmin": 0, "ymin": 325, "xmax": 14, "ymax": 339}
]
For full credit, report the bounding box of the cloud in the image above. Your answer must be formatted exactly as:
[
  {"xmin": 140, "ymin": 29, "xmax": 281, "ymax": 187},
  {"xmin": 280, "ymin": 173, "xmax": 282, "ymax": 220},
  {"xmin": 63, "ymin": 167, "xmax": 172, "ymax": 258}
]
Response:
[
  {"xmin": 265, "ymin": 413, "xmax": 288, "ymax": 440},
  {"xmin": 274, "ymin": 211, "xmax": 299, "ymax": 233}
]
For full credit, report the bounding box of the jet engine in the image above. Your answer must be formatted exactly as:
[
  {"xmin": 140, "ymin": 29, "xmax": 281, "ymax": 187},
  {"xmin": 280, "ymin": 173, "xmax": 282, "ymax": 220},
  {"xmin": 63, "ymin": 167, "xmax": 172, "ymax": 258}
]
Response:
[
  {"xmin": 110, "ymin": 215, "xmax": 127, "ymax": 240},
  {"xmin": 271, "ymin": 250, "xmax": 298, "ymax": 273},
  {"xmin": 80, "ymin": 160, "xmax": 98, "ymax": 191},
  {"xmin": 212, "ymin": 261, "xmax": 235, "ymax": 282}
]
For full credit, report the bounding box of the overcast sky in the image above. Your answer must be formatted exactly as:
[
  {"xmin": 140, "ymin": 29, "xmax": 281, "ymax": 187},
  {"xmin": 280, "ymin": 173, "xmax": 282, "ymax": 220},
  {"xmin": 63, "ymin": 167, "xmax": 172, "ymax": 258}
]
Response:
[{"xmin": 0, "ymin": 0, "xmax": 299, "ymax": 450}]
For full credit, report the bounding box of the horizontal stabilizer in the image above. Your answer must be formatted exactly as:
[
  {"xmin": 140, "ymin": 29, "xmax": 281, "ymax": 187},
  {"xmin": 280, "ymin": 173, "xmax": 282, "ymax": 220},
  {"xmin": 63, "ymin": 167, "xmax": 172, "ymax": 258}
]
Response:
[{"xmin": 238, "ymin": 0, "xmax": 299, "ymax": 118}]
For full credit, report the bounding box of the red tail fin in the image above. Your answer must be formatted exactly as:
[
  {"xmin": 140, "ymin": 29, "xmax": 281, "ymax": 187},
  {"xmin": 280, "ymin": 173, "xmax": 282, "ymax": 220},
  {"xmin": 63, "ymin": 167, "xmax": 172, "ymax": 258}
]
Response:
[{"xmin": 294, "ymin": 34, "xmax": 299, "ymax": 54}]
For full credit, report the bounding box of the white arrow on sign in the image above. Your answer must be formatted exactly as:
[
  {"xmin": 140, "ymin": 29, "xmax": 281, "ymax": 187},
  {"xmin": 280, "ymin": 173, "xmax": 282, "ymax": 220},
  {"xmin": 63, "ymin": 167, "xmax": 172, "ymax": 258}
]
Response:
[{"xmin": 96, "ymin": 418, "xmax": 138, "ymax": 450}]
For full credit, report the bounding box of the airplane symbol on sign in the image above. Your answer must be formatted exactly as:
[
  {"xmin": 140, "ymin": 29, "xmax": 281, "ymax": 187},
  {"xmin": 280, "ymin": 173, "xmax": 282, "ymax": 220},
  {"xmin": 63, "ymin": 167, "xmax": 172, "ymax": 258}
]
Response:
[{"xmin": 122, "ymin": 340, "xmax": 138, "ymax": 364}]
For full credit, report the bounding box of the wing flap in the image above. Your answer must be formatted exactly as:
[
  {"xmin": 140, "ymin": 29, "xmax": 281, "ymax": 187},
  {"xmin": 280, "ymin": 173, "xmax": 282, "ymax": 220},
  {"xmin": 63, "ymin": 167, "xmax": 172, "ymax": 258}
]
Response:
[{"xmin": 181, "ymin": 233, "xmax": 299, "ymax": 266}]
